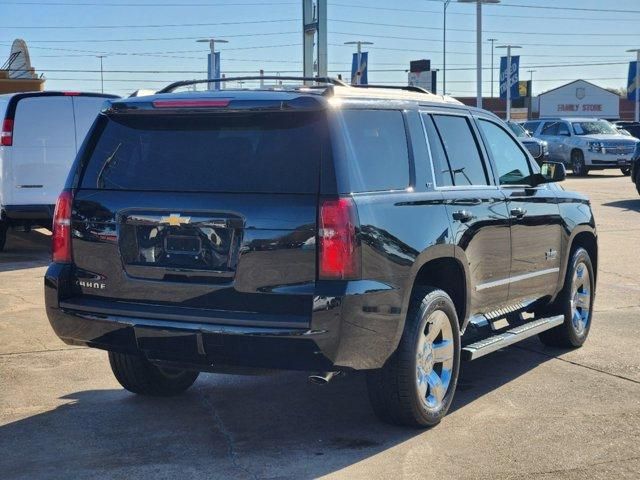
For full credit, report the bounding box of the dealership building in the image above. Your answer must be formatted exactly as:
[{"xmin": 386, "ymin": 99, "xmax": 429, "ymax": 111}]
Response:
[{"xmin": 457, "ymin": 79, "xmax": 636, "ymax": 121}]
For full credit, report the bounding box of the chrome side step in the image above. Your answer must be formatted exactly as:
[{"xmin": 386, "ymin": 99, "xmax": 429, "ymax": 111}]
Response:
[{"xmin": 462, "ymin": 315, "xmax": 564, "ymax": 361}]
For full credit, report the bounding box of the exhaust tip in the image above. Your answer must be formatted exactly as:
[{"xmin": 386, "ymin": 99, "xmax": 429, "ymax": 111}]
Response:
[{"xmin": 308, "ymin": 371, "xmax": 340, "ymax": 385}]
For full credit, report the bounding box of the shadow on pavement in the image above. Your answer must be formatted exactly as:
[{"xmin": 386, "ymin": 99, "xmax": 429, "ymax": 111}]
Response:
[
  {"xmin": 602, "ymin": 199, "xmax": 640, "ymax": 212},
  {"xmin": 0, "ymin": 230, "xmax": 50, "ymax": 272},
  {"xmin": 0, "ymin": 344, "xmax": 553, "ymax": 479}
]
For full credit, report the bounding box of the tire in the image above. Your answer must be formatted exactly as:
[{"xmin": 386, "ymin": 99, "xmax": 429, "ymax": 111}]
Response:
[
  {"xmin": 571, "ymin": 150, "xmax": 589, "ymax": 176},
  {"xmin": 538, "ymin": 247, "xmax": 595, "ymax": 348},
  {"xmin": 0, "ymin": 222, "xmax": 6, "ymax": 252},
  {"xmin": 366, "ymin": 287, "xmax": 461, "ymax": 428},
  {"xmin": 620, "ymin": 167, "xmax": 631, "ymax": 176},
  {"xmin": 636, "ymin": 173, "xmax": 640, "ymax": 196},
  {"xmin": 108, "ymin": 351, "xmax": 199, "ymax": 396}
]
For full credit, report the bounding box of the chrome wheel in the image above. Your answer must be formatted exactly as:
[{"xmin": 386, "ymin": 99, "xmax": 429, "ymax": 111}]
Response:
[
  {"xmin": 570, "ymin": 261, "xmax": 591, "ymax": 336},
  {"xmin": 416, "ymin": 310, "xmax": 455, "ymax": 411}
]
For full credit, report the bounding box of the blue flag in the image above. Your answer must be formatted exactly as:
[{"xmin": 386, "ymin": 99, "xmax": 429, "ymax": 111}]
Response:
[
  {"xmin": 628, "ymin": 61, "xmax": 638, "ymax": 101},
  {"xmin": 500, "ymin": 55, "xmax": 520, "ymax": 100},
  {"xmin": 351, "ymin": 52, "xmax": 368, "ymax": 85}
]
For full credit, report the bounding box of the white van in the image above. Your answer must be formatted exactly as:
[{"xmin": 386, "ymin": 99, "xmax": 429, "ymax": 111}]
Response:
[{"xmin": 0, "ymin": 91, "xmax": 119, "ymax": 250}]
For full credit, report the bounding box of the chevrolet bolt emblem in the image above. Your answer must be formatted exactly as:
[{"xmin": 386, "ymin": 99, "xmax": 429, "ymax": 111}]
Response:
[{"xmin": 160, "ymin": 213, "xmax": 191, "ymax": 226}]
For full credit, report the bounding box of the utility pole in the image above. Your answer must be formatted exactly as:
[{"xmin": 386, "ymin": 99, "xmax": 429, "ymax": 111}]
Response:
[
  {"xmin": 96, "ymin": 55, "xmax": 106, "ymax": 94},
  {"xmin": 442, "ymin": 0, "xmax": 451, "ymax": 96},
  {"xmin": 488, "ymin": 38, "xmax": 498, "ymax": 97},
  {"xmin": 497, "ymin": 44, "xmax": 522, "ymax": 121},
  {"xmin": 459, "ymin": 0, "xmax": 501, "ymax": 109},
  {"xmin": 344, "ymin": 40, "xmax": 373, "ymax": 85},
  {"xmin": 627, "ymin": 49, "xmax": 640, "ymax": 122},
  {"xmin": 197, "ymin": 37, "xmax": 228, "ymax": 90}
]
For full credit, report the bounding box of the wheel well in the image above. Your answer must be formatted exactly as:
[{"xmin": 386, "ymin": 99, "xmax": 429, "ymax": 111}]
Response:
[
  {"xmin": 411, "ymin": 258, "xmax": 466, "ymax": 326},
  {"xmin": 570, "ymin": 232, "xmax": 598, "ymax": 281},
  {"xmin": 571, "ymin": 148, "xmax": 583, "ymax": 160}
]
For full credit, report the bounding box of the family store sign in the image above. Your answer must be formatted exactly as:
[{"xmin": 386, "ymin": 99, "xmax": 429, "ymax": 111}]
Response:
[{"xmin": 538, "ymin": 80, "xmax": 620, "ymax": 118}]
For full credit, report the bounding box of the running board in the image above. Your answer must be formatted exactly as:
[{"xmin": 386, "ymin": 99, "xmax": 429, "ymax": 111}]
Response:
[{"xmin": 462, "ymin": 315, "xmax": 564, "ymax": 361}]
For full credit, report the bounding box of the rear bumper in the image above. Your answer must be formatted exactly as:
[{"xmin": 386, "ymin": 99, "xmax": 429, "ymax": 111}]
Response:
[
  {"xmin": 45, "ymin": 263, "xmax": 404, "ymax": 372},
  {"xmin": 2, "ymin": 204, "xmax": 54, "ymax": 223}
]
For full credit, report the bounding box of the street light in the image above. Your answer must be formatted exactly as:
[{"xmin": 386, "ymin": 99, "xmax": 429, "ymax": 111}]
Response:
[
  {"xmin": 527, "ymin": 69, "xmax": 536, "ymax": 83},
  {"xmin": 443, "ymin": 0, "xmax": 452, "ymax": 96},
  {"xmin": 458, "ymin": 0, "xmax": 501, "ymax": 109},
  {"xmin": 627, "ymin": 49, "xmax": 640, "ymax": 122},
  {"xmin": 496, "ymin": 44, "xmax": 522, "ymax": 121},
  {"xmin": 96, "ymin": 55, "xmax": 106, "ymax": 94},
  {"xmin": 197, "ymin": 37, "xmax": 228, "ymax": 90},
  {"xmin": 487, "ymin": 38, "xmax": 498, "ymax": 97},
  {"xmin": 344, "ymin": 40, "xmax": 373, "ymax": 85}
]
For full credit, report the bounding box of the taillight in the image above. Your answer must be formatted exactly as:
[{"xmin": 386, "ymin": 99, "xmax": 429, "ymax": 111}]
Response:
[
  {"xmin": 1, "ymin": 118, "xmax": 13, "ymax": 146},
  {"xmin": 319, "ymin": 198, "xmax": 361, "ymax": 280},
  {"xmin": 52, "ymin": 190, "xmax": 73, "ymax": 263}
]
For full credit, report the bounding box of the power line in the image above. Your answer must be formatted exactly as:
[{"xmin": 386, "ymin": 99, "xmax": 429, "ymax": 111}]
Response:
[{"xmin": 0, "ymin": 18, "xmax": 297, "ymax": 29}]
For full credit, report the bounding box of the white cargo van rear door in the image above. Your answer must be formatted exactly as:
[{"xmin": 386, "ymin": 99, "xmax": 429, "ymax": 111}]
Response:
[
  {"xmin": 0, "ymin": 97, "xmax": 9, "ymax": 207},
  {"xmin": 72, "ymin": 96, "xmax": 108, "ymax": 146},
  {"xmin": 11, "ymin": 96, "xmax": 75, "ymax": 206}
]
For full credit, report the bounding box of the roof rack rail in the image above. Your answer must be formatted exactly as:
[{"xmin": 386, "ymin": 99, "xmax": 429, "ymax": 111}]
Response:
[
  {"xmin": 351, "ymin": 84, "xmax": 433, "ymax": 94},
  {"xmin": 157, "ymin": 76, "xmax": 347, "ymax": 94}
]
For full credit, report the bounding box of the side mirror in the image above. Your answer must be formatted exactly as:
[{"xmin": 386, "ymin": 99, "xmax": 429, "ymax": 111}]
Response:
[{"xmin": 540, "ymin": 161, "xmax": 566, "ymax": 183}]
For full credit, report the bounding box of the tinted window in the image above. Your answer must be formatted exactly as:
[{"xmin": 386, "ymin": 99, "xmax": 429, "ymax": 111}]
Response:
[
  {"xmin": 80, "ymin": 111, "xmax": 327, "ymax": 193},
  {"xmin": 422, "ymin": 114, "xmax": 453, "ymax": 186},
  {"xmin": 339, "ymin": 110, "xmax": 410, "ymax": 192},
  {"xmin": 479, "ymin": 119, "xmax": 532, "ymax": 186},
  {"xmin": 523, "ymin": 121, "xmax": 541, "ymax": 134},
  {"xmin": 558, "ymin": 122, "xmax": 571, "ymax": 136},
  {"xmin": 541, "ymin": 122, "xmax": 559, "ymax": 136},
  {"xmin": 431, "ymin": 114, "xmax": 489, "ymax": 186}
]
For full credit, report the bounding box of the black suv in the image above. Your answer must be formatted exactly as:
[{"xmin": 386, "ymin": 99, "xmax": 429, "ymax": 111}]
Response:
[{"xmin": 45, "ymin": 78, "xmax": 598, "ymax": 428}]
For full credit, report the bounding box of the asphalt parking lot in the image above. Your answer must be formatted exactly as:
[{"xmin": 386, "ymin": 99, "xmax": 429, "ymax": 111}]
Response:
[{"xmin": 1, "ymin": 172, "xmax": 639, "ymax": 480}]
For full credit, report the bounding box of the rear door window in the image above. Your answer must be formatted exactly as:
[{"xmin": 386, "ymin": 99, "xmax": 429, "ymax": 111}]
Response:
[
  {"xmin": 338, "ymin": 109, "xmax": 410, "ymax": 192},
  {"xmin": 72, "ymin": 96, "xmax": 111, "ymax": 148},
  {"xmin": 12, "ymin": 96, "xmax": 75, "ymax": 148},
  {"xmin": 80, "ymin": 111, "xmax": 328, "ymax": 193},
  {"xmin": 431, "ymin": 114, "xmax": 490, "ymax": 186}
]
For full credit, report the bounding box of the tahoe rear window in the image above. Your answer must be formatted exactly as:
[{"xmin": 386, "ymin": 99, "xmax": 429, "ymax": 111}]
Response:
[{"xmin": 80, "ymin": 111, "xmax": 328, "ymax": 193}]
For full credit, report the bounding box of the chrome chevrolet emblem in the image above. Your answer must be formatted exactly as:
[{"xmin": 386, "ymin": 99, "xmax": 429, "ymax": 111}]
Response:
[{"xmin": 160, "ymin": 213, "xmax": 191, "ymax": 226}]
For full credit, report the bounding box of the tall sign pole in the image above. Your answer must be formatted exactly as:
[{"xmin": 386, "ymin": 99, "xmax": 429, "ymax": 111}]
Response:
[
  {"xmin": 303, "ymin": 0, "xmax": 327, "ymax": 83},
  {"xmin": 628, "ymin": 49, "xmax": 640, "ymax": 122}
]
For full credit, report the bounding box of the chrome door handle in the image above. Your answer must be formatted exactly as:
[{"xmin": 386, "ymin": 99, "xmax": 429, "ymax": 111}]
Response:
[
  {"xmin": 510, "ymin": 207, "xmax": 527, "ymax": 218},
  {"xmin": 452, "ymin": 210, "xmax": 474, "ymax": 223}
]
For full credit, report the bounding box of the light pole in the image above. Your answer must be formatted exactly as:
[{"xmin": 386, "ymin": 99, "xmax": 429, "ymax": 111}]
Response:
[
  {"xmin": 627, "ymin": 49, "xmax": 640, "ymax": 122},
  {"xmin": 527, "ymin": 69, "xmax": 536, "ymax": 83},
  {"xmin": 459, "ymin": 0, "xmax": 501, "ymax": 109},
  {"xmin": 344, "ymin": 40, "xmax": 373, "ymax": 85},
  {"xmin": 197, "ymin": 37, "xmax": 228, "ymax": 90},
  {"xmin": 443, "ymin": 0, "xmax": 452, "ymax": 96},
  {"xmin": 96, "ymin": 55, "xmax": 106, "ymax": 94},
  {"xmin": 497, "ymin": 44, "xmax": 522, "ymax": 121},
  {"xmin": 488, "ymin": 38, "xmax": 498, "ymax": 97}
]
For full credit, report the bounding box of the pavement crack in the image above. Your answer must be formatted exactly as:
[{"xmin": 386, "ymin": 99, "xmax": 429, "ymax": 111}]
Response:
[
  {"xmin": 0, "ymin": 347, "xmax": 85, "ymax": 357},
  {"xmin": 198, "ymin": 391, "xmax": 258, "ymax": 480},
  {"xmin": 515, "ymin": 345, "xmax": 640, "ymax": 386}
]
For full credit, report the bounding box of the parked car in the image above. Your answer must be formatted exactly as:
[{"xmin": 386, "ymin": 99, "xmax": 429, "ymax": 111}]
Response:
[
  {"xmin": 45, "ymin": 78, "xmax": 597, "ymax": 428},
  {"xmin": 507, "ymin": 121, "xmax": 549, "ymax": 165},
  {"xmin": 0, "ymin": 91, "xmax": 119, "ymax": 250},
  {"xmin": 614, "ymin": 121, "xmax": 640, "ymax": 141},
  {"xmin": 529, "ymin": 117, "xmax": 637, "ymax": 176},
  {"xmin": 631, "ymin": 142, "xmax": 640, "ymax": 195}
]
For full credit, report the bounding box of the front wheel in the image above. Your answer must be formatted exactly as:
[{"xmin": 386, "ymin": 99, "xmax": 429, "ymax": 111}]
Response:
[
  {"xmin": 571, "ymin": 150, "xmax": 589, "ymax": 176},
  {"xmin": 108, "ymin": 351, "xmax": 199, "ymax": 396},
  {"xmin": 366, "ymin": 287, "xmax": 461, "ymax": 428},
  {"xmin": 539, "ymin": 247, "xmax": 595, "ymax": 348}
]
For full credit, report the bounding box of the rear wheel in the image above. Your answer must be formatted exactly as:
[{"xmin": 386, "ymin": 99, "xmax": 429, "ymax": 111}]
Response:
[
  {"xmin": 366, "ymin": 287, "xmax": 460, "ymax": 428},
  {"xmin": 621, "ymin": 167, "xmax": 631, "ymax": 176},
  {"xmin": 108, "ymin": 351, "xmax": 199, "ymax": 396},
  {"xmin": 0, "ymin": 221, "xmax": 7, "ymax": 252},
  {"xmin": 571, "ymin": 150, "xmax": 588, "ymax": 176},
  {"xmin": 539, "ymin": 247, "xmax": 594, "ymax": 348}
]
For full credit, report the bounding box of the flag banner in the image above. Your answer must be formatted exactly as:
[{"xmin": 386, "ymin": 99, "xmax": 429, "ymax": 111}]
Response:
[
  {"xmin": 351, "ymin": 52, "xmax": 368, "ymax": 85},
  {"xmin": 627, "ymin": 61, "xmax": 638, "ymax": 101},
  {"xmin": 500, "ymin": 55, "xmax": 520, "ymax": 100}
]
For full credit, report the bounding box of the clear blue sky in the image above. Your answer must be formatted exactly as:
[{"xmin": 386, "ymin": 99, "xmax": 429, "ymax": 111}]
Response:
[{"xmin": 1, "ymin": 0, "xmax": 639, "ymax": 97}]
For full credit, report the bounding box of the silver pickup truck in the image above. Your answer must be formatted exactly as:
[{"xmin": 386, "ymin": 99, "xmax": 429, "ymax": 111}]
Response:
[{"xmin": 523, "ymin": 117, "xmax": 638, "ymax": 176}]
